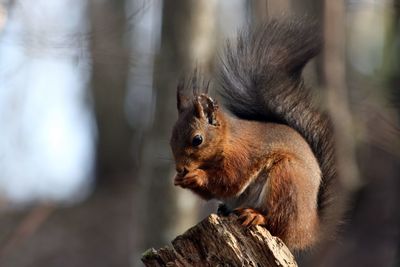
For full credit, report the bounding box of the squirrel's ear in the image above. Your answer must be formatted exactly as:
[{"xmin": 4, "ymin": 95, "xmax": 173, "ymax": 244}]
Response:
[
  {"xmin": 195, "ymin": 94, "xmax": 220, "ymax": 126},
  {"xmin": 177, "ymin": 84, "xmax": 190, "ymax": 113}
]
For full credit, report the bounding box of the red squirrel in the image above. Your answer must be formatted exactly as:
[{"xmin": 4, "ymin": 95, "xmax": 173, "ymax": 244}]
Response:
[{"xmin": 170, "ymin": 19, "xmax": 337, "ymax": 251}]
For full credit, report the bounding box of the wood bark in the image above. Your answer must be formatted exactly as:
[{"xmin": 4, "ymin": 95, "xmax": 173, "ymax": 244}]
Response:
[{"xmin": 142, "ymin": 214, "xmax": 297, "ymax": 267}]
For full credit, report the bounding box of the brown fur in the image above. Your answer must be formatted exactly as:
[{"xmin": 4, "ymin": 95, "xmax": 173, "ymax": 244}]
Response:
[
  {"xmin": 263, "ymin": 154, "xmax": 319, "ymax": 249},
  {"xmin": 171, "ymin": 98, "xmax": 321, "ymax": 251}
]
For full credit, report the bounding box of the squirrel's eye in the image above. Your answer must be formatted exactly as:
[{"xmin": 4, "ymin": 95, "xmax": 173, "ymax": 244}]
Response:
[{"xmin": 192, "ymin": 135, "xmax": 203, "ymax": 147}]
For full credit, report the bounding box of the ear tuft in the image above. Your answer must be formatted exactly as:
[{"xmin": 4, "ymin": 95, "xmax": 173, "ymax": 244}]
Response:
[
  {"xmin": 199, "ymin": 94, "xmax": 219, "ymax": 126},
  {"xmin": 177, "ymin": 82, "xmax": 190, "ymax": 113}
]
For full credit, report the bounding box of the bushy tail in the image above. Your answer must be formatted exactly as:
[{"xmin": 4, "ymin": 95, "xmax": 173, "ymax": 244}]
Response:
[{"xmin": 217, "ymin": 18, "xmax": 335, "ymax": 215}]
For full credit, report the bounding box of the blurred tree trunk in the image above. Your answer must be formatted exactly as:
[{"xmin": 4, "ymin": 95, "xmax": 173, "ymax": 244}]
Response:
[
  {"xmin": 248, "ymin": 0, "xmax": 268, "ymax": 24},
  {"xmin": 89, "ymin": 0, "xmax": 133, "ymax": 177},
  {"xmin": 133, "ymin": 0, "xmax": 218, "ymax": 264},
  {"xmin": 323, "ymin": 0, "xmax": 359, "ymax": 203},
  {"xmin": 291, "ymin": 0, "xmax": 322, "ymax": 16},
  {"xmin": 248, "ymin": 0, "xmax": 290, "ymax": 21},
  {"xmin": 385, "ymin": 0, "xmax": 400, "ymax": 102},
  {"xmin": 82, "ymin": 0, "xmax": 136, "ymax": 266},
  {"xmin": 386, "ymin": 0, "xmax": 400, "ymax": 264},
  {"xmin": 267, "ymin": 0, "xmax": 290, "ymax": 16}
]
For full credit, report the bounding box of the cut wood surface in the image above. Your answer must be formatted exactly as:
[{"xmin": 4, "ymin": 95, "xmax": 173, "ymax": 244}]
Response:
[{"xmin": 142, "ymin": 214, "xmax": 297, "ymax": 267}]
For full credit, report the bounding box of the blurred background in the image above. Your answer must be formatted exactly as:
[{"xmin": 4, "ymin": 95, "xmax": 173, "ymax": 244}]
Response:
[{"xmin": 0, "ymin": 0, "xmax": 399, "ymax": 266}]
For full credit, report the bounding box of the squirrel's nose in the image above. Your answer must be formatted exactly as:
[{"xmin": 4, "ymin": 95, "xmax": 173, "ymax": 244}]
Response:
[{"xmin": 176, "ymin": 166, "xmax": 188, "ymax": 176}]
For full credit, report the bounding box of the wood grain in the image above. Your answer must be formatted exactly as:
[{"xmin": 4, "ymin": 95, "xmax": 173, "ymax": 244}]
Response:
[{"xmin": 142, "ymin": 214, "xmax": 297, "ymax": 267}]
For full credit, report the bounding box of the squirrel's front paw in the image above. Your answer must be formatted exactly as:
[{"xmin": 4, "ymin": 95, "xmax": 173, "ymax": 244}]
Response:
[
  {"xmin": 234, "ymin": 208, "xmax": 267, "ymax": 227},
  {"xmin": 174, "ymin": 169, "xmax": 206, "ymax": 189}
]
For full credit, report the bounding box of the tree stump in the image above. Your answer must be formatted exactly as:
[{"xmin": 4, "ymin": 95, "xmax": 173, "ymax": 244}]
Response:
[{"xmin": 141, "ymin": 214, "xmax": 297, "ymax": 267}]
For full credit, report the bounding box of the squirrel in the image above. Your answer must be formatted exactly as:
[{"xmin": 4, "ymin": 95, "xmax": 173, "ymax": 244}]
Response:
[{"xmin": 170, "ymin": 19, "xmax": 338, "ymax": 251}]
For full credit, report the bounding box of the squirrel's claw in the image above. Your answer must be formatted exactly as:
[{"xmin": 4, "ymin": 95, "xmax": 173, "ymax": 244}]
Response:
[{"xmin": 234, "ymin": 208, "xmax": 267, "ymax": 227}]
